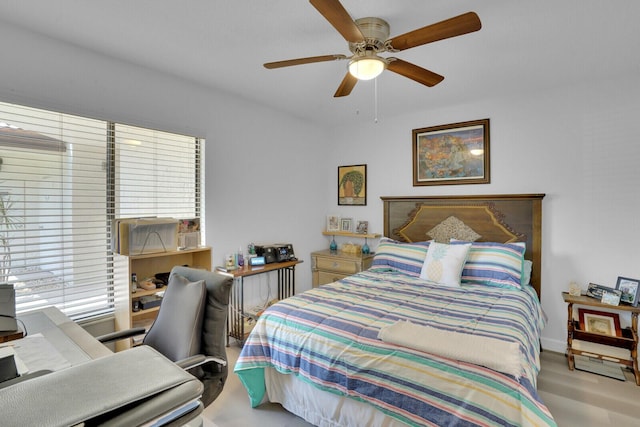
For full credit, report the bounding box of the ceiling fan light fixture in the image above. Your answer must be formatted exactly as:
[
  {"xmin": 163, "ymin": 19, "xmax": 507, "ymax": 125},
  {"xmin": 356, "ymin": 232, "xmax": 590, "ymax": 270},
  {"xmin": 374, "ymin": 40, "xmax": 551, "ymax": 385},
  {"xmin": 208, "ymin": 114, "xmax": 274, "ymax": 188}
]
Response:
[{"xmin": 348, "ymin": 56, "xmax": 385, "ymax": 80}]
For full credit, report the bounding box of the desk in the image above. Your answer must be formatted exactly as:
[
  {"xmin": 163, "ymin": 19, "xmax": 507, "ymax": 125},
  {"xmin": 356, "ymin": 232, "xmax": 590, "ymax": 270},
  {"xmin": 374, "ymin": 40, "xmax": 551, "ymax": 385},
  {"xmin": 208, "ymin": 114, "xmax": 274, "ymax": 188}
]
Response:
[
  {"xmin": 2, "ymin": 307, "xmax": 205, "ymax": 427},
  {"xmin": 8, "ymin": 307, "xmax": 112, "ymax": 373},
  {"xmin": 219, "ymin": 260, "xmax": 302, "ymax": 345}
]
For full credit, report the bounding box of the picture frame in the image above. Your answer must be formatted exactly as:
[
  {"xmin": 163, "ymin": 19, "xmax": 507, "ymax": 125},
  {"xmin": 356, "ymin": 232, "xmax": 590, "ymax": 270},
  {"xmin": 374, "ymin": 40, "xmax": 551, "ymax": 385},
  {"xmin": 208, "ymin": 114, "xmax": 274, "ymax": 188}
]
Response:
[
  {"xmin": 578, "ymin": 308, "xmax": 622, "ymax": 337},
  {"xmin": 356, "ymin": 220, "xmax": 369, "ymax": 234},
  {"xmin": 615, "ymin": 276, "xmax": 640, "ymax": 306},
  {"xmin": 586, "ymin": 282, "xmax": 612, "ymax": 300},
  {"xmin": 412, "ymin": 118, "xmax": 490, "ymax": 186},
  {"xmin": 338, "ymin": 164, "xmax": 367, "ymax": 206},
  {"xmin": 327, "ymin": 215, "xmax": 340, "ymax": 232},
  {"xmin": 340, "ymin": 218, "xmax": 353, "ymax": 232},
  {"xmin": 600, "ymin": 289, "xmax": 621, "ymax": 306}
]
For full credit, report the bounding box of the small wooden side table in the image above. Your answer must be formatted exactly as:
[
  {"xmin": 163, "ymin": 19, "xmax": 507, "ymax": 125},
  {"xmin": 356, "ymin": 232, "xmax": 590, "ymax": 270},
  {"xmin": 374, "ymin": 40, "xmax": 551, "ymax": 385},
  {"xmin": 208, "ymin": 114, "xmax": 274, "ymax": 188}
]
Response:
[
  {"xmin": 218, "ymin": 259, "xmax": 302, "ymax": 345},
  {"xmin": 0, "ymin": 330, "xmax": 23, "ymax": 343},
  {"xmin": 562, "ymin": 292, "xmax": 640, "ymax": 385}
]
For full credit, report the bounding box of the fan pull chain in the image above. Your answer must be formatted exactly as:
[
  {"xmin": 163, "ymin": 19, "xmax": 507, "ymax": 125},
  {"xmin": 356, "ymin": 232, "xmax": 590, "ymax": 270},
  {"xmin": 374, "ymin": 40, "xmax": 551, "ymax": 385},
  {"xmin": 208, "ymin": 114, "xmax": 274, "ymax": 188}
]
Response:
[{"xmin": 374, "ymin": 77, "xmax": 379, "ymax": 123}]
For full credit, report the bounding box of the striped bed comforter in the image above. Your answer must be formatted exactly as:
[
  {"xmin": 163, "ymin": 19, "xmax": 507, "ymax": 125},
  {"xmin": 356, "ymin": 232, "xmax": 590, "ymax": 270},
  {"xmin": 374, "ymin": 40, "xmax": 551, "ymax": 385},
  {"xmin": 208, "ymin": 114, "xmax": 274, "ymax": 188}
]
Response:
[{"xmin": 235, "ymin": 270, "xmax": 556, "ymax": 427}]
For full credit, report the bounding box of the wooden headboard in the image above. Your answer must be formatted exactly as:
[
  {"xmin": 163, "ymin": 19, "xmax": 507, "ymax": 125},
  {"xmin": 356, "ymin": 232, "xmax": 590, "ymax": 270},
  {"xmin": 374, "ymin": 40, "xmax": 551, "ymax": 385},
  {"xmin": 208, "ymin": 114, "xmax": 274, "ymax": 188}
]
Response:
[{"xmin": 381, "ymin": 194, "xmax": 545, "ymax": 297}]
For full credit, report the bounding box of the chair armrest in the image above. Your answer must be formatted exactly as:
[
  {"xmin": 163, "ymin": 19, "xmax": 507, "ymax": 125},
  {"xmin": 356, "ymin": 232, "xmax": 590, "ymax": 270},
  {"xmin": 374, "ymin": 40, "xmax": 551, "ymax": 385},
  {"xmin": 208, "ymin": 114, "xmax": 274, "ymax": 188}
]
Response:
[
  {"xmin": 176, "ymin": 354, "xmax": 226, "ymax": 370},
  {"xmin": 0, "ymin": 370, "xmax": 52, "ymax": 390},
  {"xmin": 0, "ymin": 346, "xmax": 204, "ymax": 426},
  {"xmin": 96, "ymin": 327, "xmax": 147, "ymax": 344}
]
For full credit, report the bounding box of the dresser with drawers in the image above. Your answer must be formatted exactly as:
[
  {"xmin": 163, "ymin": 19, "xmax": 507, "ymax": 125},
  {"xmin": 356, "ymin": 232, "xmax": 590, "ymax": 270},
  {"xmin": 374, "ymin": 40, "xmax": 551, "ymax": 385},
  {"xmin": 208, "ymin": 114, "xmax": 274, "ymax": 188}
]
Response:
[{"xmin": 310, "ymin": 249, "xmax": 374, "ymax": 287}]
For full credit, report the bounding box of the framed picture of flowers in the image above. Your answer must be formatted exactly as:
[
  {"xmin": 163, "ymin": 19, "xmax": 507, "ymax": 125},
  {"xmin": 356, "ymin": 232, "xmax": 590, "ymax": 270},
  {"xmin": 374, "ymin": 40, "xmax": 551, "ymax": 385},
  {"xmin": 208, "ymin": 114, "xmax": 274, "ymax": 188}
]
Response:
[{"xmin": 338, "ymin": 164, "xmax": 366, "ymax": 206}]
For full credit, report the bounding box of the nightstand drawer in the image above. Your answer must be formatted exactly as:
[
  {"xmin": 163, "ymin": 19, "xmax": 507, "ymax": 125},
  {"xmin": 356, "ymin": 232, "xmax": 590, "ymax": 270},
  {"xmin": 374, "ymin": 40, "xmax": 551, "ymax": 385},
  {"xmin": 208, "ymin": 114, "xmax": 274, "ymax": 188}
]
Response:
[
  {"xmin": 316, "ymin": 257, "xmax": 360, "ymax": 274},
  {"xmin": 317, "ymin": 271, "xmax": 349, "ymax": 285}
]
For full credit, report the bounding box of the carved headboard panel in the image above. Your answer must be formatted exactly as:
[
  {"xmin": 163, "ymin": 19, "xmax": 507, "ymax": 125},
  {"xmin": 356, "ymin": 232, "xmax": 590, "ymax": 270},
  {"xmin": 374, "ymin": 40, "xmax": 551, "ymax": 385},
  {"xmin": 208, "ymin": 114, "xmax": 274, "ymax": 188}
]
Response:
[{"xmin": 381, "ymin": 194, "xmax": 544, "ymax": 297}]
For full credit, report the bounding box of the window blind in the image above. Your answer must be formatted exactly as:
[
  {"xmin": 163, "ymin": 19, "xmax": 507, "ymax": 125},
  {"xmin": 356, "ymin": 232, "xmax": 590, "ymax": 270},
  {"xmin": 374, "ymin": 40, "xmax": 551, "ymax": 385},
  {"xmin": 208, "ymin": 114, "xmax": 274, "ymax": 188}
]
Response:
[
  {"xmin": 0, "ymin": 101, "xmax": 202, "ymax": 320},
  {"xmin": 114, "ymin": 124, "xmax": 201, "ymax": 220}
]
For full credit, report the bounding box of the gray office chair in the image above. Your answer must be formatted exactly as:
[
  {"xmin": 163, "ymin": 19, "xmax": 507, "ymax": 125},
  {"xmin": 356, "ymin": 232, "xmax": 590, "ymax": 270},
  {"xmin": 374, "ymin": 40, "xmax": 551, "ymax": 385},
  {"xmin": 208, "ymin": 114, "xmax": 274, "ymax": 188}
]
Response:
[{"xmin": 99, "ymin": 266, "xmax": 233, "ymax": 407}]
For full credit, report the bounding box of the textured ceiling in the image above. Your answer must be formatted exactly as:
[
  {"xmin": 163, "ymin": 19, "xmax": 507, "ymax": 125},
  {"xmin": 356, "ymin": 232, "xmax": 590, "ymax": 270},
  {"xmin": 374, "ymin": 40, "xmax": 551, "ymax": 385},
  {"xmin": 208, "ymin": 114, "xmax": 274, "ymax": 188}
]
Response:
[{"xmin": 1, "ymin": 1, "xmax": 638, "ymax": 126}]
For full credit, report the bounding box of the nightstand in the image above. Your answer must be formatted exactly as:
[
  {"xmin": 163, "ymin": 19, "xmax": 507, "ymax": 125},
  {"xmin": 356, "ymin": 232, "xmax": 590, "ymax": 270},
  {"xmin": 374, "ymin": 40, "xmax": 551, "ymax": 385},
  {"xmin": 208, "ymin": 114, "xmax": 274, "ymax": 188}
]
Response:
[
  {"xmin": 562, "ymin": 292, "xmax": 640, "ymax": 385},
  {"xmin": 311, "ymin": 249, "xmax": 374, "ymax": 287}
]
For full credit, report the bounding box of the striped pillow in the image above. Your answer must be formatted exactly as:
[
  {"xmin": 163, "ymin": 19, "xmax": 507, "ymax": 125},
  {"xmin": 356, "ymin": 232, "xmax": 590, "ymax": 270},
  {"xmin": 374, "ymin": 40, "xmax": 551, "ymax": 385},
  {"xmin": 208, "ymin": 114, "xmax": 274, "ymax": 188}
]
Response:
[
  {"xmin": 453, "ymin": 241, "xmax": 526, "ymax": 289},
  {"xmin": 371, "ymin": 238, "xmax": 431, "ymax": 277}
]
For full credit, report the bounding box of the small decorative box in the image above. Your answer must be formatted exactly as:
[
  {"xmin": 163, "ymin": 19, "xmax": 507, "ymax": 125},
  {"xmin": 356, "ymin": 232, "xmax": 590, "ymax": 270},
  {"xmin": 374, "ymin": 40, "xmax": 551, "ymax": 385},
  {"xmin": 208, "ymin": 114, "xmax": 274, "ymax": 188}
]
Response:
[{"xmin": 341, "ymin": 243, "xmax": 362, "ymax": 254}]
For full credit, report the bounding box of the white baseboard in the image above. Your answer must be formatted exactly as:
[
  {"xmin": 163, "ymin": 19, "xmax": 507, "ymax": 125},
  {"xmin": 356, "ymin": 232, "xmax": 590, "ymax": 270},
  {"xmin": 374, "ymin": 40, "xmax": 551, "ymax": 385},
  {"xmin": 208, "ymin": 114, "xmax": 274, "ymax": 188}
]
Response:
[{"xmin": 541, "ymin": 336, "xmax": 565, "ymax": 353}]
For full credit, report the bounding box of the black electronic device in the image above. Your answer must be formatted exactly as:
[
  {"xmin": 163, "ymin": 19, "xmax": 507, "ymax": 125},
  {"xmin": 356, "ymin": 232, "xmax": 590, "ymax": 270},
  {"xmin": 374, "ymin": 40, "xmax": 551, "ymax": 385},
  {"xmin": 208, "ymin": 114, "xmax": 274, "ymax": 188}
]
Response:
[
  {"xmin": 249, "ymin": 256, "xmax": 265, "ymax": 266},
  {"xmin": 274, "ymin": 243, "xmax": 296, "ymax": 262},
  {"xmin": 255, "ymin": 244, "xmax": 295, "ymax": 263},
  {"xmin": 255, "ymin": 245, "xmax": 278, "ymax": 264}
]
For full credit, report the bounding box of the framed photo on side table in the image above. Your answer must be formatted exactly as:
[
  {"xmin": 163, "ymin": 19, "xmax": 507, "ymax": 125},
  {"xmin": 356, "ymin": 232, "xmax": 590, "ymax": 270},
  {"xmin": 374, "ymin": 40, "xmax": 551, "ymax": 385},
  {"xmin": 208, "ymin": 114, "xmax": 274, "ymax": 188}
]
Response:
[
  {"xmin": 578, "ymin": 308, "xmax": 622, "ymax": 337},
  {"xmin": 616, "ymin": 276, "xmax": 640, "ymax": 306}
]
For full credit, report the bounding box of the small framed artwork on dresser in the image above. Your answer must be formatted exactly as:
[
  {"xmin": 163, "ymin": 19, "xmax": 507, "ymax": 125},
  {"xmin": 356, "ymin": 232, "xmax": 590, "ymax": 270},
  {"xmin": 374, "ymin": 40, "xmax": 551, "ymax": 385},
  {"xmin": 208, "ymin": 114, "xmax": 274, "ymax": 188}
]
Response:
[
  {"xmin": 327, "ymin": 215, "xmax": 340, "ymax": 232},
  {"xmin": 356, "ymin": 220, "xmax": 369, "ymax": 234},
  {"xmin": 340, "ymin": 218, "xmax": 353, "ymax": 232}
]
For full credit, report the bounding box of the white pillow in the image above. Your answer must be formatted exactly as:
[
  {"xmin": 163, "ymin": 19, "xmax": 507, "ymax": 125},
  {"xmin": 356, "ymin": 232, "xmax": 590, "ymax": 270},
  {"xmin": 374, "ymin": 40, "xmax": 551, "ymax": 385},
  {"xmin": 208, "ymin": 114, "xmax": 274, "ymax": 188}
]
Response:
[
  {"xmin": 522, "ymin": 259, "xmax": 533, "ymax": 285},
  {"xmin": 420, "ymin": 241, "xmax": 471, "ymax": 287}
]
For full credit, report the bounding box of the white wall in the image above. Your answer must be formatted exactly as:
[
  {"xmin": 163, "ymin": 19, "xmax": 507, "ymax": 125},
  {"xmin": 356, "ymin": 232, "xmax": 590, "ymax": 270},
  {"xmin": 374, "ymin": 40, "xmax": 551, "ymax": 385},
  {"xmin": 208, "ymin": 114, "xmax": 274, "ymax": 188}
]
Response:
[
  {"xmin": 325, "ymin": 72, "xmax": 640, "ymax": 352},
  {"xmin": 2, "ymin": 21, "xmax": 639, "ymax": 352},
  {"xmin": 0, "ymin": 22, "xmax": 328, "ymax": 297}
]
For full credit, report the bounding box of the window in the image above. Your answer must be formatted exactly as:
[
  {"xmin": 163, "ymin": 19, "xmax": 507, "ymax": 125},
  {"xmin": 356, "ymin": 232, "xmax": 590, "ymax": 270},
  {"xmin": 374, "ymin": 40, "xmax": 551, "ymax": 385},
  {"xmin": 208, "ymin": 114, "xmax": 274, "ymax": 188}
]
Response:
[{"xmin": 0, "ymin": 101, "xmax": 202, "ymax": 320}]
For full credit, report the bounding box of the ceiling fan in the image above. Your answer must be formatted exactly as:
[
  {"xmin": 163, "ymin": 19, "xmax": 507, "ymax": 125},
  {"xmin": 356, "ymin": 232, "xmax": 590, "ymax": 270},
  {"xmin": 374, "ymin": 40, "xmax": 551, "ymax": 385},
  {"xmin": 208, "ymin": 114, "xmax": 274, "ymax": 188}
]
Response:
[{"xmin": 264, "ymin": 0, "xmax": 482, "ymax": 97}]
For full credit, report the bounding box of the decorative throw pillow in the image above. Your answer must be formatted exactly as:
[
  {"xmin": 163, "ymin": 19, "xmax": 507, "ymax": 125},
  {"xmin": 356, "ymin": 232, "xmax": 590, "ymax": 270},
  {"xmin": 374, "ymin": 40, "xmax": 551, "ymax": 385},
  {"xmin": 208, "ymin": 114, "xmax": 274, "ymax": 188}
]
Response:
[
  {"xmin": 426, "ymin": 216, "xmax": 482, "ymax": 243},
  {"xmin": 371, "ymin": 238, "xmax": 431, "ymax": 277},
  {"xmin": 419, "ymin": 241, "xmax": 471, "ymax": 287}
]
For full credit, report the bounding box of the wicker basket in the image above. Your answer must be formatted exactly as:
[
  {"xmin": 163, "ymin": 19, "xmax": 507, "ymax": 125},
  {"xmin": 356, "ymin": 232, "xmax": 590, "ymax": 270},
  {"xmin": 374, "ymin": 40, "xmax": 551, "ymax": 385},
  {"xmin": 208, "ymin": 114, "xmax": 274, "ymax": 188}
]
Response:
[{"xmin": 341, "ymin": 243, "xmax": 362, "ymax": 254}]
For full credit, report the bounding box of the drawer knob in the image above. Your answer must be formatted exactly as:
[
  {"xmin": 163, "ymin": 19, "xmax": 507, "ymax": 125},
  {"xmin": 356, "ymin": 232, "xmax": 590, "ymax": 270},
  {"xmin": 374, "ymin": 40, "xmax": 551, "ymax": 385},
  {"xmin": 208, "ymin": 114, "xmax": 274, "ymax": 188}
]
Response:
[{"xmin": 332, "ymin": 262, "xmax": 339, "ymax": 268}]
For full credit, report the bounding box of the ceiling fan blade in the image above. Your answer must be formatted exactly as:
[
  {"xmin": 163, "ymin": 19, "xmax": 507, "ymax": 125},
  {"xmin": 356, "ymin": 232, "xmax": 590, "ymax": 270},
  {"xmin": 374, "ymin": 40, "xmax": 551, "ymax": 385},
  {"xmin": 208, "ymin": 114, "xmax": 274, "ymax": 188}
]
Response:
[
  {"xmin": 310, "ymin": 0, "xmax": 364, "ymax": 43},
  {"xmin": 387, "ymin": 11, "xmax": 481, "ymax": 51},
  {"xmin": 386, "ymin": 59, "xmax": 444, "ymax": 87},
  {"xmin": 334, "ymin": 73, "xmax": 358, "ymax": 97},
  {"xmin": 264, "ymin": 54, "xmax": 347, "ymax": 69}
]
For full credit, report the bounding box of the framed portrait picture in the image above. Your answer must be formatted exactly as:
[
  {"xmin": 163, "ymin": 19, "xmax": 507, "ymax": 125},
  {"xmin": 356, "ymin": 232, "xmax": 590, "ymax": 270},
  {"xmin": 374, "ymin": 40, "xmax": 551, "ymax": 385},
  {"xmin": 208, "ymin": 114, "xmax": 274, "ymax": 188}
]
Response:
[
  {"xmin": 327, "ymin": 215, "xmax": 340, "ymax": 232},
  {"xmin": 616, "ymin": 276, "xmax": 640, "ymax": 306},
  {"xmin": 340, "ymin": 218, "xmax": 353, "ymax": 232},
  {"xmin": 356, "ymin": 220, "xmax": 369, "ymax": 234},
  {"xmin": 412, "ymin": 119, "xmax": 490, "ymax": 186},
  {"xmin": 338, "ymin": 164, "xmax": 366, "ymax": 206},
  {"xmin": 578, "ymin": 308, "xmax": 622, "ymax": 337}
]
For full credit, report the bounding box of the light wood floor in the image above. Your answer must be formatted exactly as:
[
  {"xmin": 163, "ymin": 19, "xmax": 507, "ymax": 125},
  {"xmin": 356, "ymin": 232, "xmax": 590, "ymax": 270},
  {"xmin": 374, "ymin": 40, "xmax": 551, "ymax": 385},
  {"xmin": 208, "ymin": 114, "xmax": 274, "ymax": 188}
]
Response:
[{"xmin": 203, "ymin": 346, "xmax": 640, "ymax": 426}]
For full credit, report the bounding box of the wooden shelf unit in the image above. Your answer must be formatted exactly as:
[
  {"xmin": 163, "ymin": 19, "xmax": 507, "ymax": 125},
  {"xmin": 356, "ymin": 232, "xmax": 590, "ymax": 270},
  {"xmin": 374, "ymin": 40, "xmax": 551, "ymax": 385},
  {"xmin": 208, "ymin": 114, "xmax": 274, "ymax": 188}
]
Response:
[
  {"xmin": 322, "ymin": 231, "xmax": 381, "ymax": 239},
  {"xmin": 562, "ymin": 292, "xmax": 640, "ymax": 385},
  {"xmin": 113, "ymin": 246, "xmax": 212, "ymax": 351}
]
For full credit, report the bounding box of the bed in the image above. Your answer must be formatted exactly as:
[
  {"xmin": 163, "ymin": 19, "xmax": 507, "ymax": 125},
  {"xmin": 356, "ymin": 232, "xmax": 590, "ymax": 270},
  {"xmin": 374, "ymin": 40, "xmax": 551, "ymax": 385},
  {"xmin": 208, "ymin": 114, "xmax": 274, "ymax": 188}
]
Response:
[{"xmin": 235, "ymin": 194, "xmax": 556, "ymax": 427}]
